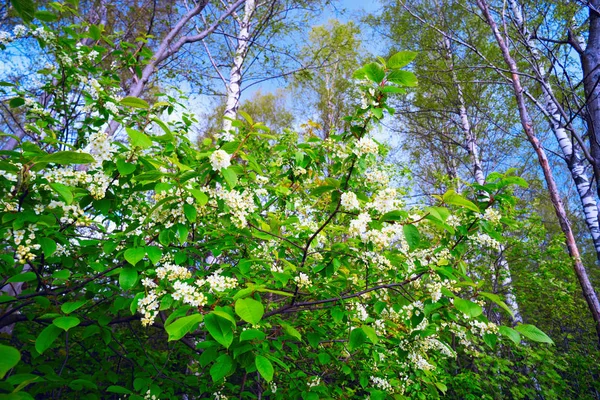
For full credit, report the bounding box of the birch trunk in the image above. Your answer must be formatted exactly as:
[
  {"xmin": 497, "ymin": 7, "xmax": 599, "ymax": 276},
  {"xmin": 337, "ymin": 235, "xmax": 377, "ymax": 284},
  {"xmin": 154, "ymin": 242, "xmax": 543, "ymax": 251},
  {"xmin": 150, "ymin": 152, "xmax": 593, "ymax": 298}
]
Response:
[
  {"xmin": 579, "ymin": 0, "xmax": 600, "ymax": 216},
  {"xmin": 442, "ymin": 35, "xmax": 522, "ymax": 324},
  {"xmin": 222, "ymin": 0, "xmax": 256, "ymax": 133},
  {"xmin": 477, "ymin": 0, "xmax": 600, "ymax": 345},
  {"xmin": 508, "ymin": 0, "xmax": 600, "ymax": 262}
]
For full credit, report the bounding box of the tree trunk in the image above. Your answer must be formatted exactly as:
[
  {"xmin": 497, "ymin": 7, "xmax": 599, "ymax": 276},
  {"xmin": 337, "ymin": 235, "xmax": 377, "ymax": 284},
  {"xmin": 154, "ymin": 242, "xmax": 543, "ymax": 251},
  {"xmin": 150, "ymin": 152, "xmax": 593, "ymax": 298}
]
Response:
[
  {"xmin": 222, "ymin": 0, "xmax": 256, "ymax": 133},
  {"xmin": 477, "ymin": 0, "xmax": 600, "ymax": 345},
  {"xmin": 581, "ymin": 1, "xmax": 600, "ymax": 216},
  {"xmin": 508, "ymin": 0, "xmax": 600, "ymax": 263},
  {"xmin": 442, "ymin": 35, "xmax": 522, "ymax": 324}
]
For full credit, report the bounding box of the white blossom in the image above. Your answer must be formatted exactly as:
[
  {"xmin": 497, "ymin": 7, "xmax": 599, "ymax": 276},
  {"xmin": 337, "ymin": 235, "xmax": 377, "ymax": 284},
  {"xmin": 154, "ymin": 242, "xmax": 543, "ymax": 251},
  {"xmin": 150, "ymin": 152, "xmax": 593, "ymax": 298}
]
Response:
[
  {"xmin": 341, "ymin": 191, "xmax": 360, "ymax": 211},
  {"xmin": 294, "ymin": 272, "xmax": 312, "ymax": 289},
  {"xmin": 353, "ymin": 137, "xmax": 378, "ymax": 156},
  {"xmin": 210, "ymin": 149, "xmax": 231, "ymax": 171},
  {"xmin": 13, "ymin": 25, "xmax": 27, "ymax": 37}
]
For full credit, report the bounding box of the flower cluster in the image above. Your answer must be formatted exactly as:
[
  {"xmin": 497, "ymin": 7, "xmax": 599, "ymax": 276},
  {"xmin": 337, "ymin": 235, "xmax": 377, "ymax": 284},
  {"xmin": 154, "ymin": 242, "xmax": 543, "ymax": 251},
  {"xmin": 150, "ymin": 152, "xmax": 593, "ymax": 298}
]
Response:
[
  {"xmin": 349, "ymin": 212, "xmax": 371, "ymax": 236},
  {"xmin": 293, "ymin": 272, "xmax": 312, "ymax": 289},
  {"xmin": 370, "ymin": 376, "xmax": 392, "ymax": 392},
  {"xmin": 482, "ymin": 207, "xmax": 502, "ymax": 224},
  {"xmin": 353, "ymin": 136, "xmax": 379, "ymax": 156},
  {"xmin": 199, "ymin": 269, "xmax": 238, "ymax": 292},
  {"xmin": 216, "ymin": 188, "xmax": 257, "ymax": 228},
  {"xmin": 472, "ymin": 232, "xmax": 501, "ymax": 251},
  {"xmin": 210, "ymin": 149, "xmax": 231, "ymax": 171},
  {"xmin": 367, "ymin": 188, "xmax": 402, "ymax": 214},
  {"xmin": 341, "ymin": 191, "xmax": 360, "ymax": 211}
]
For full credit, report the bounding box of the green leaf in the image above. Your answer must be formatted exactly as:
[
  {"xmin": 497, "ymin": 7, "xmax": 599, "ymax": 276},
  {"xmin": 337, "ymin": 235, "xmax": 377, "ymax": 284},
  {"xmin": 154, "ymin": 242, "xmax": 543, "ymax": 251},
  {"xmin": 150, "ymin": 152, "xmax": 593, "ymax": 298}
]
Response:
[
  {"xmin": 35, "ymin": 325, "xmax": 62, "ymax": 354},
  {"xmin": 130, "ymin": 293, "xmax": 145, "ymax": 315},
  {"xmin": 188, "ymin": 189, "xmax": 208, "ymax": 206},
  {"xmin": 454, "ymin": 298, "xmax": 483, "ymax": 318},
  {"xmin": 124, "ymin": 247, "xmax": 145, "ymax": 265},
  {"xmin": 257, "ymin": 288, "xmax": 293, "ymax": 297},
  {"xmin": 483, "ymin": 333, "xmax": 497, "ymax": 349},
  {"xmin": 160, "ymin": 294, "xmax": 174, "ymax": 311},
  {"xmin": 38, "ymin": 237, "xmax": 57, "ymax": 258},
  {"xmin": 52, "ymin": 270, "xmax": 71, "ymax": 280},
  {"xmin": 479, "ymin": 292, "xmax": 514, "ymax": 317},
  {"xmin": 120, "ymin": 96, "xmax": 149, "ymax": 109},
  {"xmin": 0, "ymin": 344, "xmax": 20, "ymax": 379},
  {"xmin": 280, "ymin": 323, "xmax": 301, "ymax": 341},
  {"xmin": 403, "ymin": 224, "xmax": 420, "ymax": 250},
  {"xmin": 381, "ymin": 86, "xmax": 406, "ymax": 94},
  {"xmin": 116, "ymin": 159, "xmax": 136, "ymax": 175},
  {"xmin": 10, "ymin": 97, "xmax": 25, "ymax": 108},
  {"xmin": 386, "ymin": 70, "xmax": 418, "ymax": 87},
  {"xmin": 7, "ymin": 271, "xmax": 37, "ymax": 283},
  {"xmin": 240, "ymin": 329, "xmax": 266, "ymax": 342},
  {"xmin": 119, "ymin": 268, "xmax": 138, "ymax": 290},
  {"xmin": 238, "ymin": 110, "xmax": 254, "ymax": 125},
  {"xmin": 183, "ymin": 204, "xmax": 197, "ymax": 222},
  {"xmin": 61, "ymin": 300, "xmax": 86, "ymax": 314},
  {"xmin": 310, "ymin": 185, "xmax": 337, "ymax": 196},
  {"xmin": 89, "ymin": 25, "xmax": 102, "ymax": 40},
  {"xmin": 514, "ymin": 324, "xmax": 554, "ymax": 344},
  {"xmin": 210, "ymin": 354, "xmax": 233, "ymax": 382},
  {"xmin": 205, "ymin": 312, "xmax": 234, "ymax": 348},
  {"xmin": 222, "ymin": 167, "xmax": 238, "ymax": 188},
  {"xmin": 352, "ymin": 67, "xmax": 366, "ymax": 80},
  {"xmin": 212, "ymin": 310, "xmax": 236, "ymax": 325},
  {"xmin": 176, "ymin": 224, "xmax": 189, "ymax": 244},
  {"xmin": 49, "ymin": 183, "xmax": 74, "ymax": 204},
  {"xmin": 53, "ymin": 316, "xmax": 80, "ymax": 331},
  {"xmin": 145, "ymin": 246, "xmax": 162, "ymax": 264},
  {"xmin": 443, "ymin": 190, "xmax": 480, "ymax": 213},
  {"xmin": 10, "ymin": 0, "xmax": 36, "ymax": 23},
  {"xmin": 234, "ymin": 297, "xmax": 264, "ymax": 325},
  {"xmin": 255, "ymin": 355, "xmax": 274, "ymax": 382},
  {"xmin": 363, "ymin": 62, "xmax": 385, "ymax": 83},
  {"xmin": 500, "ymin": 176, "xmax": 528, "ymax": 188},
  {"xmin": 387, "ymin": 51, "xmax": 418, "ymax": 69},
  {"xmin": 498, "ymin": 326, "xmax": 521, "ymax": 345},
  {"xmin": 69, "ymin": 379, "xmax": 97, "ymax": 391},
  {"xmin": 435, "ymin": 382, "xmax": 448, "ymax": 394},
  {"xmin": 349, "ymin": 327, "xmax": 366, "ymax": 350},
  {"xmin": 40, "ymin": 151, "xmax": 95, "ymax": 165},
  {"xmin": 0, "ymin": 295, "xmax": 16, "ymax": 303},
  {"xmin": 126, "ymin": 128, "xmax": 152, "ymax": 149},
  {"xmin": 106, "ymin": 385, "xmax": 133, "ymax": 394},
  {"xmin": 372, "ymin": 108, "xmax": 383, "ymax": 119},
  {"xmin": 166, "ymin": 313, "xmax": 203, "ymax": 341},
  {"xmin": 362, "ymin": 325, "xmax": 378, "ymax": 344},
  {"xmin": 380, "ymin": 210, "xmax": 406, "ymax": 222},
  {"xmin": 34, "ymin": 10, "xmax": 57, "ymax": 22}
]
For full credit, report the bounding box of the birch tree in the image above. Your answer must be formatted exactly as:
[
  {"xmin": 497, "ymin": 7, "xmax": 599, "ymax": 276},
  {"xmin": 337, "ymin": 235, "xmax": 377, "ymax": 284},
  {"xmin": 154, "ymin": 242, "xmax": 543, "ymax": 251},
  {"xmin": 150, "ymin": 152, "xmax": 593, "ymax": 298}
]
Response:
[
  {"xmin": 0, "ymin": 0, "xmax": 247, "ymax": 149},
  {"xmin": 475, "ymin": 0, "xmax": 600, "ymax": 344},
  {"xmin": 499, "ymin": 0, "xmax": 600, "ymax": 262},
  {"xmin": 291, "ymin": 20, "xmax": 363, "ymax": 138},
  {"xmin": 375, "ymin": 0, "xmax": 526, "ymax": 323},
  {"xmin": 193, "ymin": 0, "xmax": 325, "ymax": 136}
]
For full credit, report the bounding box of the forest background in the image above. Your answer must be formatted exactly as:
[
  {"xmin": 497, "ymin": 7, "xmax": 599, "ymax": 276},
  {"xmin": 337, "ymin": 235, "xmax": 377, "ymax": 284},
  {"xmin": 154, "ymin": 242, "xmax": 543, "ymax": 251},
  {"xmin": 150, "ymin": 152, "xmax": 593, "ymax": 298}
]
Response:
[{"xmin": 1, "ymin": 0, "xmax": 600, "ymax": 399}]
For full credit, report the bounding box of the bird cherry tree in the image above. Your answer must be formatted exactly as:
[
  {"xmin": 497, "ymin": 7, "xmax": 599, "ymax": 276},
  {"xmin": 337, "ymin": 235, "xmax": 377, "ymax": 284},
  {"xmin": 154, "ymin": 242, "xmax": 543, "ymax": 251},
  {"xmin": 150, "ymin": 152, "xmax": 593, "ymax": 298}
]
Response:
[{"xmin": 0, "ymin": 9, "xmax": 552, "ymax": 400}]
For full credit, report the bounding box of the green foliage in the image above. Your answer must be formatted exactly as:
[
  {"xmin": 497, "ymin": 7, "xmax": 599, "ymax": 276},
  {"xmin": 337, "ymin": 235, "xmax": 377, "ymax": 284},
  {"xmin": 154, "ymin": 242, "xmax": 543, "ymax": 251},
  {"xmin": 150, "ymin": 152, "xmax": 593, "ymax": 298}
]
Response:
[
  {"xmin": 0, "ymin": 9, "xmax": 571, "ymax": 400},
  {"xmin": 0, "ymin": 345, "xmax": 20, "ymax": 379}
]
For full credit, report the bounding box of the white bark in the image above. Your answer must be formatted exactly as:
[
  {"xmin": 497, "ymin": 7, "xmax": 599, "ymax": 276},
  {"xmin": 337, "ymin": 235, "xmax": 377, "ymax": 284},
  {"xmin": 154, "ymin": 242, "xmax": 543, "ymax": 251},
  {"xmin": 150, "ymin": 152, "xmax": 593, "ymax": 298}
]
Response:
[
  {"xmin": 508, "ymin": 0, "xmax": 600, "ymax": 261},
  {"xmin": 222, "ymin": 0, "xmax": 256, "ymax": 133},
  {"xmin": 478, "ymin": 0, "xmax": 600, "ymax": 344},
  {"xmin": 442, "ymin": 35, "xmax": 522, "ymax": 323},
  {"xmin": 107, "ymin": 0, "xmax": 245, "ymax": 136}
]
